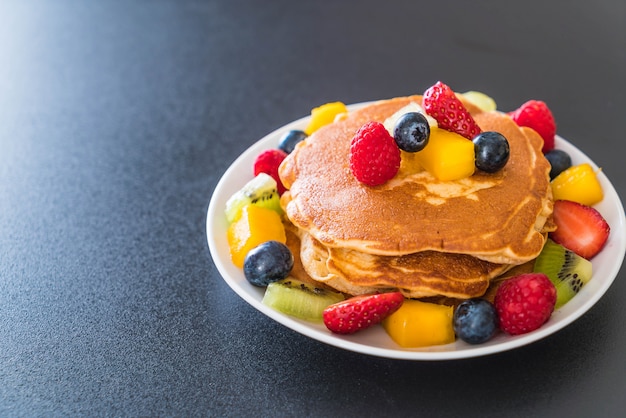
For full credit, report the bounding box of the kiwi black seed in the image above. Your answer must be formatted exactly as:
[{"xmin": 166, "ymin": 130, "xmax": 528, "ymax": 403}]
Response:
[{"xmin": 533, "ymin": 239, "xmax": 593, "ymax": 309}]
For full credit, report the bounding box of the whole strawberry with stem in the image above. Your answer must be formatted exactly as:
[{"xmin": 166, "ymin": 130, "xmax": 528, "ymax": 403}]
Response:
[
  {"xmin": 323, "ymin": 292, "xmax": 404, "ymax": 334},
  {"xmin": 422, "ymin": 81, "xmax": 482, "ymax": 140},
  {"xmin": 508, "ymin": 100, "xmax": 556, "ymax": 153},
  {"xmin": 494, "ymin": 273, "xmax": 557, "ymax": 335}
]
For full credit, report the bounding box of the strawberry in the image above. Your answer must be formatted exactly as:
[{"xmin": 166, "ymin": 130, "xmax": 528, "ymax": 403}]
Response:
[
  {"xmin": 253, "ymin": 149, "xmax": 288, "ymax": 195},
  {"xmin": 494, "ymin": 273, "xmax": 557, "ymax": 335},
  {"xmin": 422, "ymin": 81, "xmax": 482, "ymax": 140},
  {"xmin": 549, "ymin": 199, "xmax": 610, "ymax": 259},
  {"xmin": 349, "ymin": 121, "xmax": 401, "ymax": 186},
  {"xmin": 323, "ymin": 292, "xmax": 404, "ymax": 334},
  {"xmin": 508, "ymin": 100, "xmax": 556, "ymax": 153}
]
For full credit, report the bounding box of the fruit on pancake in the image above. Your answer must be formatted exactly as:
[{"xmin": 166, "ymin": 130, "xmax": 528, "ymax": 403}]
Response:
[
  {"xmin": 253, "ymin": 149, "xmax": 288, "ymax": 195},
  {"xmin": 392, "ymin": 112, "xmax": 430, "ymax": 152},
  {"xmin": 533, "ymin": 239, "xmax": 592, "ymax": 309},
  {"xmin": 494, "ymin": 273, "xmax": 557, "ymax": 335},
  {"xmin": 550, "ymin": 200, "xmax": 610, "ymax": 260},
  {"xmin": 323, "ymin": 292, "xmax": 404, "ymax": 335},
  {"xmin": 304, "ymin": 101, "xmax": 348, "ymax": 135},
  {"xmin": 349, "ymin": 121, "xmax": 401, "ymax": 186},
  {"xmin": 262, "ymin": 277, "xmax": 345, "ymax": 321},
  {"xmin": 382, "ymin": 300, "xmax": 455, "ymax": 347},
  {"xmin": 414, "ymin": 127, "xmax": 475, "ymax": 181},
  {"xmin": 383, "ymin": 102, "xmax": 438, "ymax": 133},
  {"xmin": 278, "ymin": 129, "xmax": 308, "ymax": 154},
  {"xmin": 551, "ymin": 163, "xmax": 604, "ymax": 206},
  {"xmin": 280, "ymin": 97, "xmax": 553, "ymax": 265},
  {"xmin": 238, "ymin": 88, "xmax": 612, "ymax": 347},
  {"xmin": 453, "ymin": 298, "xmax": 498, "ymax": 344},
  {"xmin": 227, "ymin": 204, "xmax": 286, "ymax": 268},
  {"xmin": 225, "ymin": 173, "xmax": 282, "ymax": 223},
  {"xmin": 472, "ymin": 131, "xmax": 510, "ymax": 173},
  {"xmin": 422, "ymin": 81, "xmax": 482, "ymax": 140},
  {"xmin": 243, "ymin": 240, "xmax": 294, "ymax": 287},
  {"xmin": 509, "ymin": 100, "xmax": 556, "ymax": 153},
  {"xmin": 544, "ymin": 149, "xmax": 572, "ymax": 180},
  {"xmin": 461, "ymin": 90, "xmax": 497, "ymax": 112}
]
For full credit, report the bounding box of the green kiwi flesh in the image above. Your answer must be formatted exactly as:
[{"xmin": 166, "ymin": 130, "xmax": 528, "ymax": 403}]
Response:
[
  {"xmin": 262, "ymin": 277, "xmax": 345, "ymax": 321},
  {"xmin": 533, "ymin": 239, "xmax": 593, "ymax": 309},
  {"xmin": 225, "ymin": 173, "xmax": 283, "ymax": 223}
]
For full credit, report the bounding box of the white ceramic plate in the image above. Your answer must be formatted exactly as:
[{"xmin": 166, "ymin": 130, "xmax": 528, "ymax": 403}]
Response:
[{"xmin": 206, "ymin": 103, "xmax": 626, "ymax": 360}]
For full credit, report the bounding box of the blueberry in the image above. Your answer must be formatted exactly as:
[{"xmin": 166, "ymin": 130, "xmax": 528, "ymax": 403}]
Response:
[
  {"xmin": 393, "ymin": 112, "xmax": 430, "ymax": 152},
  {"xmin": 473, "ymin": 131, "xmax": 510, "ymax": 173},
  {"xmin": 453, "ymin": 298, "xmax": 498, "ymax": 344},
  {"xmin": 544, "ymin": 149, "xmax": 572, "ymax": 179},
  {"xmin": 243, "ymin": 241, "xmax": 294, "ymax": 287},
  {"xmin": 278, "ymin": 130, "xmax": 308, "ymax": 154}
]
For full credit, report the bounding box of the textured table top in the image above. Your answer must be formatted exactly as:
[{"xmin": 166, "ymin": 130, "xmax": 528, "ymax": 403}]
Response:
[{"xmin": 1, "ymin": 0, "xmax": 625, "ymax": 416}]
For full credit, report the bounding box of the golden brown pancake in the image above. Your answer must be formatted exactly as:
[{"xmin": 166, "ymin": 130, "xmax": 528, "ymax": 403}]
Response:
[
  {"xmin": 284, "ymin": 219, "xmax": 511, "ymax": 299},
  {"xmin": 279, "ymin": 96, "xmax": 553, "ymax": 265},
  {"xmin": 299, "ymin": 231, "xmax": 513, "ymax": 299},
  {"xmin": 283, "ymin": 223, "xmax": 338, "ymax": 292}
]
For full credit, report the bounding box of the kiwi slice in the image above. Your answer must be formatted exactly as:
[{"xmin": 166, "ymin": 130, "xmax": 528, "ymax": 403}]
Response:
[
  {"xmin": 533, "ymin": 239, "xmax": 593, "ymax": 309},
  {"xmin": 262, "ymin": 277, "xmax": 345, "ymax": 321},
  {"xmin": 225, "ymin": 173, "xmax": 282, "ymax": 223}
]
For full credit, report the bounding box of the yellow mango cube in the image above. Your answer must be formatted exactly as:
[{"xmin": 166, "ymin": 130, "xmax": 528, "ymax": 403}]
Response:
[
  {"xmin": 398, "ymin": 150, "xmax": 423, "ymax": 175},
  {"xmin": 226, "ymin": 204, "xmax": 286, "ymax": 268},
  {"xmin": 382, "ymin": 299, "xmax": 455, "ymax": 348},
  {"xmin": 551, "ymin": 163, "xmax": 604, "ymax": 206},
  {"xmin": 414, "ymin": 127, "xmax": 475, "ymax": 181},
  {"xmin": 304, "ymin": 101, "xmax": 348, "ymax": 135}
]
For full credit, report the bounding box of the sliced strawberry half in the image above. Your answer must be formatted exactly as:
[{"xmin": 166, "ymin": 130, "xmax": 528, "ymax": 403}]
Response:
[
  {"xmin": 323, "ymin": 291, "xmax": 404, "ymax": 335},
  {"xmin": 549, "ymin": 200, "xmax": 610, "ymax": 259},
  {"xmin": 422, "ymin": 81, "xmax": 482, "ymax": 140}
]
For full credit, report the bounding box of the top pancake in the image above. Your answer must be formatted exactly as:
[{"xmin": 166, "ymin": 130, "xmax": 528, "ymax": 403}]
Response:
[{"xmin": 279, "ymin": 95, "xmax": 553, "ymax": 264}]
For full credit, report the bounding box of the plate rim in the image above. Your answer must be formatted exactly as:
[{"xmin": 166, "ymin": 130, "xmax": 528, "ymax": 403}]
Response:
[{"xmin": 206, "ymin": 102, "xmax": 626, "ymax": 361}]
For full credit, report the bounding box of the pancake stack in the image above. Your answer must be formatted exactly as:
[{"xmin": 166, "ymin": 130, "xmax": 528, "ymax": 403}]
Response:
[{"xmin": 278, "ymin": 95, "xmax": 554, "ymax": 300}]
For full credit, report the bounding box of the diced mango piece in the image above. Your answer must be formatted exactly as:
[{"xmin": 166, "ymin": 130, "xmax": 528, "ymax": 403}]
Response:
[
  {"xmin": 226, "ymin": 204, "xmax": 286, "ymax": 267},
  {"xmin": 414, "ymin": 127, "xmax": 475, "ymax": 181},
  {"xmin": 551, "ymin": 163, "xmax": 604, "ymax": 206},
  {"xmin": 304, "ymin": 101, "xmax": 348, "ymax": 135},
  {"xmin": 398, "ymin": 150, "xmax": 423, "ymax": 176},
  {"xmin": 382, "ymin": 300, "xmax": 455, "ymax": 348}
]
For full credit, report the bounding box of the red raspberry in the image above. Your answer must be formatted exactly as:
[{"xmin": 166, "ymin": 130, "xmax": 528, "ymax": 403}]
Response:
[
  {"xmin": 349, "ymin": 121, "xmax": 401, "ymax": 186},
  {"xmin": 422, "ymin": 81, "xmax": 482, "ymax": 140},
  {"xmin": 508, "ymin": 100, "xmax": 556, "ymax": 153},
  {"xmin": 253, "ymin": 149, "xmax": 288, "ymax": 195},
  {"xmin": 494, "ymin": 273, "xmax": 557, "ymax": 335}
]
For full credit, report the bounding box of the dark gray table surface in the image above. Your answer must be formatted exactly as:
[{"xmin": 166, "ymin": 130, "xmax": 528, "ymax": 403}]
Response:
[{"xmin": 1, "ymin": 0, "xmax": 625, "ymax": 416}]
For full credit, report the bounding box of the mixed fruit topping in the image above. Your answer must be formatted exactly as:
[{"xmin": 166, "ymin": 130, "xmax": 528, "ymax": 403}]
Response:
[
  {"xmin": 349, "ymin": 81, "xmax": 513, "ymax": 185},
  {"xmin": 222, "ymin": 81, "xmax": 612, "ymax": 349}
]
